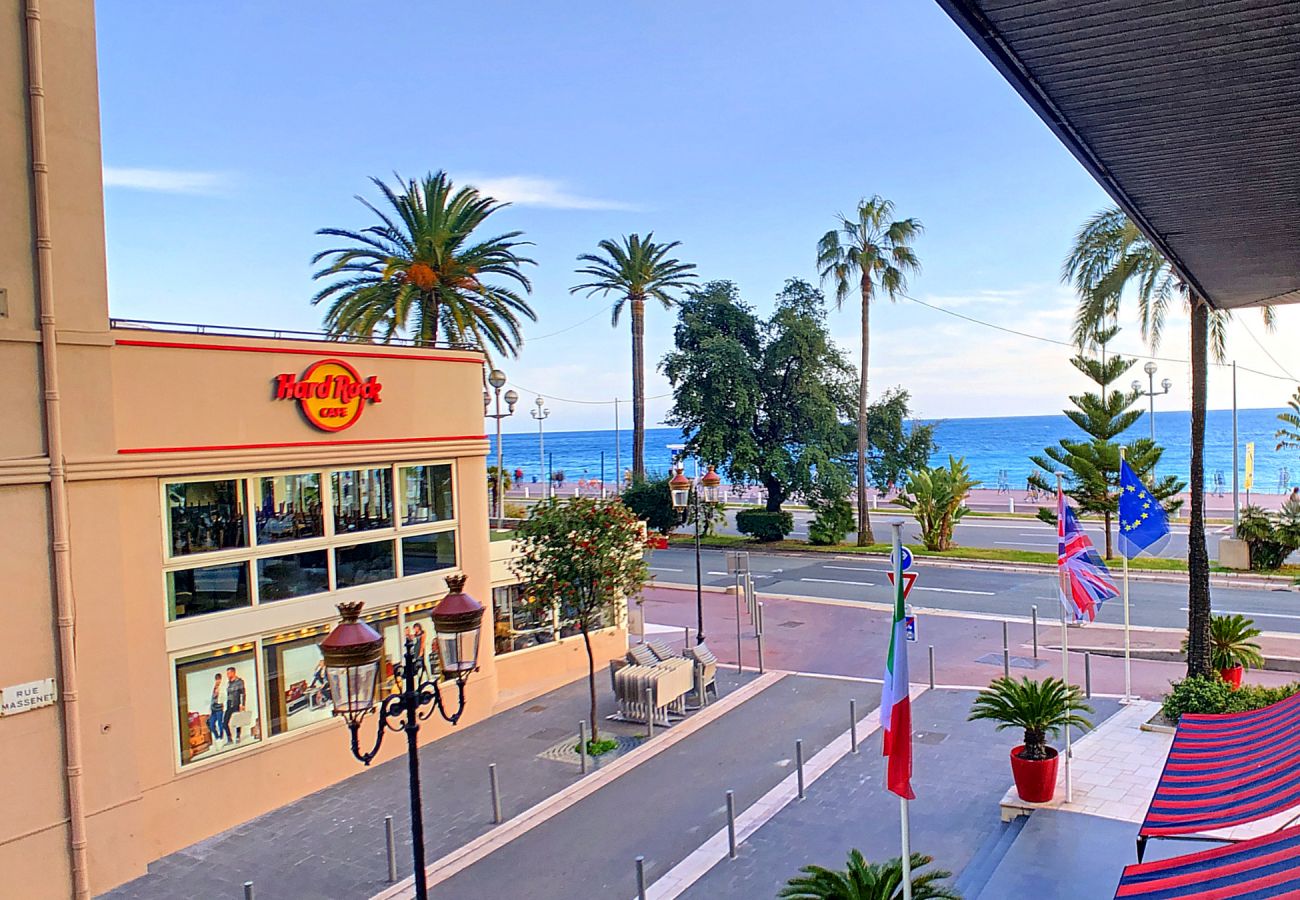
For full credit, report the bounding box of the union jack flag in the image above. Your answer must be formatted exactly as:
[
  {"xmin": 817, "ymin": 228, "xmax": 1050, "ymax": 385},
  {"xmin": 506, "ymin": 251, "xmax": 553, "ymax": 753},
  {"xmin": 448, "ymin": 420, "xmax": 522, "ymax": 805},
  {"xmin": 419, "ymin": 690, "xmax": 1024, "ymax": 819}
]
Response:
[{"xmin": 1057, "ymin": 487, "xmax": 1119, "ymax": 623}]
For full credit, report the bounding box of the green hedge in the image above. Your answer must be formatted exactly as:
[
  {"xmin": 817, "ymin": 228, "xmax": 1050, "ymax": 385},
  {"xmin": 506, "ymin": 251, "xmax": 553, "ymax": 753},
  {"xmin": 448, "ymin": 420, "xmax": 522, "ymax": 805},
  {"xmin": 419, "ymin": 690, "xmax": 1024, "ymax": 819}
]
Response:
[
  {"xmin": 736, "ymin": 509, "xmax": 794, "ymax": 542},
  {"xmin": 1161, "ymin": 675, "xmax": 1300, "ymax": 722}
]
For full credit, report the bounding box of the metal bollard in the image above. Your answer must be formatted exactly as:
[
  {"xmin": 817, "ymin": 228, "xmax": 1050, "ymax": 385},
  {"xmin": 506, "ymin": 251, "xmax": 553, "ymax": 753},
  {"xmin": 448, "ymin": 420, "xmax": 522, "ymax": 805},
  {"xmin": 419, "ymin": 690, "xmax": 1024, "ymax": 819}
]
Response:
[
  {"xmin": 578, "ymin": 721, "xmax": 588, "ymax": 774},
  {"xmin": 645, "ymin": 685, "xmax": 655, "ymax": 738},
  {"xmin": 756, "ymin": 602, "xmax": 765, "ymax": 674},
  {"xmin": 726, "ymin": 790, "xmax": 737, "ymax": 859},
  {"xmin": 244, "ymin": 883, "xmax": 254, "ymax": 900},
  {"xmin": 1032, "ymin": 605, "xmax": 1039, "ymax": 658},
  {"xmin": 1085, "ymin": 652, "xmax": 1093, "ymax": 699},
  {"xmin": 796, "ymin": 739, "xmax": 805, "ymax": 800},
  {"xmin": 1009, "ymin": 496, "xmax": 1015, "ymax": 514},
  {"xmin": 636, "ymin": 856, "xmax": 647, "ymax": 899},
  {"xmin": 928, "ymin": 644, "xmax": 936, "ymax": 688},
  {"xmin": 850, "ymin": 699, "xmax": 858, "ymax": 753},
  {"xmin": 489, "ymin": 763, "xmax": 502, "ymax": 824},
  {"xmin": 684, "ymin": 625, "xmax": 690, "ymax": 649},
  {"xmin": 384, "ymin": 816, "xmax": 397, "ymax": 882},
  {"xmin": 734, "ymin": 575, "xmax": 744, "ymax": 673},
  {"xmin": 1002, "ymin": 621, "xmax": 1011, "ymax": 677}
]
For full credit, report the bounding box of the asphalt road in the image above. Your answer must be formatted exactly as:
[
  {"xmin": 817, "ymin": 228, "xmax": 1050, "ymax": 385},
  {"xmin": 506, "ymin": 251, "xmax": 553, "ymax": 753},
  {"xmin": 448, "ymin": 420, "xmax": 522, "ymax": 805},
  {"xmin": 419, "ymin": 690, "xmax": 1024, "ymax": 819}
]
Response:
[
  {"xmin": 683, "ymin": 509, "xmax": 1223, "ymax": 560},
  {"xmin": 647, "ymin": 545, "xmax": 1300, "ymax": 633}
]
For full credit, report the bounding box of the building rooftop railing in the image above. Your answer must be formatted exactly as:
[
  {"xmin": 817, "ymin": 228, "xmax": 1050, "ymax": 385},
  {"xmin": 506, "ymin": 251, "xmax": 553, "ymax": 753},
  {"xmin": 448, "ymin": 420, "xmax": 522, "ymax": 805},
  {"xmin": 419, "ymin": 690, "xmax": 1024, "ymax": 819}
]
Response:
[{"xmin": 108, "ymin": 318, "xmax": 480, "ymax": 352}]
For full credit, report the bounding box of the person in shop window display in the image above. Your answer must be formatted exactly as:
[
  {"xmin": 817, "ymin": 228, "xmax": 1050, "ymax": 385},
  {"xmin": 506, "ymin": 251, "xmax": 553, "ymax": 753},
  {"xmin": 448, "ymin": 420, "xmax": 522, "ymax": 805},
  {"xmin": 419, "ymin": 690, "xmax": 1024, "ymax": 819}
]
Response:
[
  {"xmin": 208, "ymin": 673, "xmax": 227, "ymax": 743},
  {"xmin": 222, "ymin": 666, "xmax": 248, "ymax": 744}
]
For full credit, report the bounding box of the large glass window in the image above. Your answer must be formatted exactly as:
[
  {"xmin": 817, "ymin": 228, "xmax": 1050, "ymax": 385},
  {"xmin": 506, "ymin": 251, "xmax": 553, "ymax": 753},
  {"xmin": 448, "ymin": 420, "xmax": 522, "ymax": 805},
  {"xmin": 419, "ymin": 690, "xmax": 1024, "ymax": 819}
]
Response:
[
  {"xmin": 336, "ymin": 540, "xmax": 396, "ymax": 588},
  {"xmin": 256, "ymin": 551, "xmax": 329, "ymax": 602},
  {"xmin": 262, "ymin": 627, "xmax": 333, "ymax": 736},
  {"xmin": 401, "ymin": 464, "xmax": 454, "ymax": 525},
  {"xmin": 255, "ymin": 473, "xmax": 323, "ymax": 544},
  {"xmin": 332, "ymin": 468, "xmax": 393, "ymax": 534},
  {"xmin": 401, "ymin": 531, "xmax": 456, "ymax": 576},
  {"xmin": 167, "ymin": 480, "xmax": 246, "ymax": 556},
  {"xmin": 167, "ymin": 563, "xmax": 251, "ymax": 621},
  {"xmin": 493, "ymin": 584, "xmax": 556, "ymax": 654},
  {"xmin": 175, "ymin": 645, "xmax": 261, "ymax": 765}
]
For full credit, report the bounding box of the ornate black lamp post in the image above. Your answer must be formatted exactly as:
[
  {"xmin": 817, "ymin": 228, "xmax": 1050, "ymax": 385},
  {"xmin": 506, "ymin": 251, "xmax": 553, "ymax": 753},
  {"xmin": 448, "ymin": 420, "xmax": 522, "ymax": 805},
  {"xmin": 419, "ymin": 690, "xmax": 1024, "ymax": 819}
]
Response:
[
  {"xmin": 670, "ymin": 462, "xmax": 722, "ymax": 644},
  {"xmin": 319, "ymin": 574, "xmax": 485, "ymax": 900}
]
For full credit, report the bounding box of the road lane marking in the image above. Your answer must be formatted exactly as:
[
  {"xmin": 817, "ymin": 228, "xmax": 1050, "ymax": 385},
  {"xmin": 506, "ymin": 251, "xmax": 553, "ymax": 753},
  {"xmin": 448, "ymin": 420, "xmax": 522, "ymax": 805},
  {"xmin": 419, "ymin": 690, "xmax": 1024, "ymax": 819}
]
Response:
[
  {"xmin": 649, "ymin": 566, "xmax": 683, "ymax": 572},
  {"xmin": 912, "ymin": 586, "xmax": 997, "ymax": 596},
  {"xmin": 1180, "ymin": 606, "xmax": 1300, "ymax": 621},
  {"xmin": 802, "ymin": 577, "xmax": 876, "ymax": 586},
  {"xmin": 995, "ymin": 541, "xmax": 1056, "ymax": 548},
  {"xmin": 825, "ymin": 564, "xmax": 885, "ymax": 572}
]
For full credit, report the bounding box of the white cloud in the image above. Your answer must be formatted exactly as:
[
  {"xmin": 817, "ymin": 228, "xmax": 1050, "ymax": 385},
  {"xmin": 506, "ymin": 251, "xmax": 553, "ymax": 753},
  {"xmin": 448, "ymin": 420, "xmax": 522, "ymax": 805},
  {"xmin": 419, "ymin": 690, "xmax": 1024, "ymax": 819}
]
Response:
[
  {"xmin": 464, "ymin": 175, "xmax": 636, "ymax": 211},
  {"xmin": 103, "ymin": 167, "xmax": 226, "ymax": 194}
]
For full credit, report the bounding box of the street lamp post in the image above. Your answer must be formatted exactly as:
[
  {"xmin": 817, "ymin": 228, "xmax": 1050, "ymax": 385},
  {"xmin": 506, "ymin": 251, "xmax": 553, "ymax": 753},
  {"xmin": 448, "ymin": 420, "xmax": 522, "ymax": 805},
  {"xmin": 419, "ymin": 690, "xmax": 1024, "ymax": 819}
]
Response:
[
  {"xmin": 670, "ymin": 462, "xmax": 722, "ymax": 644},
  {"xmin": 484, "ymin": 369, "xmax": 517, "ymax": 524},
  {"xmin": 318, "ymin": 575, "xmax": 486, "ymax": 900},
  {"xmin": 531, "ymin": 397, "xmax": 550, "ymax": 500},
  {"xmin": 1132, "ymin": 361, "xmax": 1173, "ymax": 444}
]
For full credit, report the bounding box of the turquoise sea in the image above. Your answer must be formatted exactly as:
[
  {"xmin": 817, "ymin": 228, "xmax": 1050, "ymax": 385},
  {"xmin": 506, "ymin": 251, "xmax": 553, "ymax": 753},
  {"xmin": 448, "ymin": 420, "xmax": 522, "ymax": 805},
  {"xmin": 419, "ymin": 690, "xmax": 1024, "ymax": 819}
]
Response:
[{"xmin": 490, "ymin": 408, "xmax": 1298, "ymax": 494}]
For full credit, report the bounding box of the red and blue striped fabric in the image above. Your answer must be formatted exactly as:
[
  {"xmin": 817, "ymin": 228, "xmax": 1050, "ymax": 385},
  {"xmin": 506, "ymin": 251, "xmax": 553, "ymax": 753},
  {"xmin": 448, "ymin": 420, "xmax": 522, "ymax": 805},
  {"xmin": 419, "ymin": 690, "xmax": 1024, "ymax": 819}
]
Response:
[
  {"xmin": 1057, "ymin": 488, "xmax": 1119, "ymax": 622},
  {"xmin": 1116, "ymin": 823, "xmax": 1300, "ymax": 898},
  {"xmin": 1141, "ymin": 692, "xmax": 1300, "ymax": 837}
]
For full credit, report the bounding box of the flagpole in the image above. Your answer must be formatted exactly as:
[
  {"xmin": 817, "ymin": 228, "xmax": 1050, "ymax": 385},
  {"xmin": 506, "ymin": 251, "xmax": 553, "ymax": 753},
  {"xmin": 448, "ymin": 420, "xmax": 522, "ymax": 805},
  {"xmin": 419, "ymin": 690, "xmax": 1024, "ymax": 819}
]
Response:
[
  {"xmin": 890, "ymin": 521, "xmax": 913, "ymax": 900},
  {"xmin": 1120, "ymin": 447, "xmax": 1132, "ymax": 704},
  {"xmin": 1057, "ymin": 472, "xmax": 1073, "ymax": 804}
]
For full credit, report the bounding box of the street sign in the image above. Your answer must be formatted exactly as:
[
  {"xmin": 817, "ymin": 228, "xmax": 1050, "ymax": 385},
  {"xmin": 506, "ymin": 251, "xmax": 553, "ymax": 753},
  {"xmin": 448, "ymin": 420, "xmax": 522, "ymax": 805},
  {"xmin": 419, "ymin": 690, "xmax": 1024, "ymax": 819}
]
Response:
[
  {"xmin": 891, "ymin": 546, "xmax": 914, "ymax": 571},
  {"xmin": 904, "ymin": 613, "xmax": 917, "ymax": 642},
  {"xmin": 1245, "ymin": 442, "xmax": 1255, "ymax": 491},
  {"xmin": 0, "ymin": 678, "xmax": 56, "ymax": 716},
  {"xmin": 887, "ymin": 570, "xmax": 918, "ymax": 601},
  {"xmin": 726, "ymin": 551, "xmax": 750, "ymax": 574}
]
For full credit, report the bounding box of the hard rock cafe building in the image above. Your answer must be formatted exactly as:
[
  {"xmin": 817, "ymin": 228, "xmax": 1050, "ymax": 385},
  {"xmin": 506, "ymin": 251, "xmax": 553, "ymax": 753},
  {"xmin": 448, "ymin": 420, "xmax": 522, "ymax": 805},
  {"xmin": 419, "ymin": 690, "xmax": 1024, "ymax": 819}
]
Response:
[{"xmin": 1, "ymin": 5, "xmax": 626, "ymax": 897}]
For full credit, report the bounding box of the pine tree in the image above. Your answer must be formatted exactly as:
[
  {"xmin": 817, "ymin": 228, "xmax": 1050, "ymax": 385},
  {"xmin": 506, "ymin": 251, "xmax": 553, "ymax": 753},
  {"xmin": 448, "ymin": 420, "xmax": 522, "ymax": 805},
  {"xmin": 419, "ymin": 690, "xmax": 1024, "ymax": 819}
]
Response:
[{"xmin": 1029, "ymin": 326, "xmax": 1184, "ymax": 558}]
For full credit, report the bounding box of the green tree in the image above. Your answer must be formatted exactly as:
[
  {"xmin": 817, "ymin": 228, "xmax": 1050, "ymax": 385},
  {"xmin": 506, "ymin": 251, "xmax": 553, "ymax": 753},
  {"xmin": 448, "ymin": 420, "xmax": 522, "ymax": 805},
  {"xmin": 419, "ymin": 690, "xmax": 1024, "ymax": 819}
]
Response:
[
  {"xmin": 1065, "ymin": 205, "xmax": 1274, "ymax": 677},
  {"xmin": 1277, "ymin": 388, "xmax": 1300, "ymax": 456},
  {"xmin": 511, "ymin": 498, "xmax": 649, "ymax": 740},
  {"xmin": 818, "ymin": 197, "xmax": 923, "ymax": 546},
  {"xmin": 893, "ymin": 456, "xmax": 980, "ymax": 551},
  {"xmin": 620, "ymin": 475, "xmax": 680, "ymax": 536},
  {"xmin": 780, "ymin": 850, "xmax": 959, "ymax": 900},
  {"xmin": 312, "ymin": 172, "xmax": 536, "ymax": 355},
  {"xmin": 662, "ymin": 279, "xmax": 857, "ymax": 513},
  {"xmin": 1028, "ymin": 327, "xmax": 1183, "ymax": 558},
  {"xmin": 571, "ymin": 234, "xmax": 697, "ymax": 480},
  {"xmin": 864, "ymin": 388, "xmax": 936, "ymax": 491},
  {"xmin": 807, "ymin": 465, "xmax": 855, "ymax": 546}
]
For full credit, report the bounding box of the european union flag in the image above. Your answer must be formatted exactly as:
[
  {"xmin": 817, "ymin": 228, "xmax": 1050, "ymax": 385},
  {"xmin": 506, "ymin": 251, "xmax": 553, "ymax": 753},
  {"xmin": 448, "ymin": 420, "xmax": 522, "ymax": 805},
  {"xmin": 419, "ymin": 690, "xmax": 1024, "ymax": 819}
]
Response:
[{"xmin": 1118, "ymin": 459, "xmax": 1171, "ymax": 559}]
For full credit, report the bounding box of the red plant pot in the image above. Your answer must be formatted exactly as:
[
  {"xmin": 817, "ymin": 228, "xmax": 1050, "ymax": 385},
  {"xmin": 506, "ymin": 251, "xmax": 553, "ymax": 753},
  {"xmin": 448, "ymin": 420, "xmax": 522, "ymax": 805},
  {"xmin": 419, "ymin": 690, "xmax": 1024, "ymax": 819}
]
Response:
[
  {"xmin": 1010, "ymin": 745, "xmax": 1059, "ymax": 803},
  {"xmin": 1219, "ymin": 665, "xmax": 1244, "ymax": 689}
]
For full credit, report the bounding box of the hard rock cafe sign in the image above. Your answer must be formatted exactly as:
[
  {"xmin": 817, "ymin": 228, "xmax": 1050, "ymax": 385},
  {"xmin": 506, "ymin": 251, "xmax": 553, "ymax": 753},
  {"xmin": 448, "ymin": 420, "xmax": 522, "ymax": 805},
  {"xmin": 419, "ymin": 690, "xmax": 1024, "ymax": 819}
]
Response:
[{"xmin": 274, "ymin": 359, "xmax": 383, "ymax": 432}]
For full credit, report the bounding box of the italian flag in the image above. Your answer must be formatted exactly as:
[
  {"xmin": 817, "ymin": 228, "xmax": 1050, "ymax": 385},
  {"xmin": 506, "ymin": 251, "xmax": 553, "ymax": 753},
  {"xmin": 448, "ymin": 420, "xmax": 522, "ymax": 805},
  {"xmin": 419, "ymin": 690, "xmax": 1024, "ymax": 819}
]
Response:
[{"xmin": 879, "ymin": 562, "xmax": 914, "ymax": 800}]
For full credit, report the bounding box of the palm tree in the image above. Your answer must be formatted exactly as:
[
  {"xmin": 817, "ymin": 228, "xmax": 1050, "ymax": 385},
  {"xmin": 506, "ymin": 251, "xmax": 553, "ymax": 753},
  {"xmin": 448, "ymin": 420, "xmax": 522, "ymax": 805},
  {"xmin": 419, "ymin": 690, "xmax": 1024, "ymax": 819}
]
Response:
[
  {"xmin": 1064, "ymin": 205, "xmax": 1275, "ymax": 677},
  {"xmin": 780, "ymin": 851, "xmax": 959, "ymax": 900},
  {"xmin": 1277, "ymin": 387, "xmax": 1300, "ymax": 454},
  {"xmin": 818, "ymin": 198, "xmax": 923, "ymax": 545},
  {"xmin": 312, "ymin": 172, "xmax": 536, "ymax": 355},
  {"xmin": 571, "ymin": 234, "xmax": 697, "ymax": 479}
]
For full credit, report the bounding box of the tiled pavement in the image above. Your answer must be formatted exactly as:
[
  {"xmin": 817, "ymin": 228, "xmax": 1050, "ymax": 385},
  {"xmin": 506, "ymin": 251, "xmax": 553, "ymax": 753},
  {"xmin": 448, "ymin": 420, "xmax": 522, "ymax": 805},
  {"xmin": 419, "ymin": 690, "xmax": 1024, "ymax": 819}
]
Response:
[
  {"xmin": 101, "ymin": 669, "xmax": 755, "ymax": 900},
  {"xmin": 678, "ymin": 689, "xmax": 1121, "ymax": 899}
]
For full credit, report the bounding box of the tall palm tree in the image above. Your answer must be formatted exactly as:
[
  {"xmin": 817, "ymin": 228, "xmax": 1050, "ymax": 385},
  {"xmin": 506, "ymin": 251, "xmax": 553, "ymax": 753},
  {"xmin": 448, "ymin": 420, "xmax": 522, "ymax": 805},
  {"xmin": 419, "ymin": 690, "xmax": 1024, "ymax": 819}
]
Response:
[
  {"xmin": 1065, "ymin": 205, "xmax": 1275, "ymax": 677},
  {"xmin": 818, "ymin": 197, "xmax": 923, "ymax": 545},
  {"xmin": 571, "ymin": 234, "xmax": 697, "ymax": 479},
  {"xmin": 312, "ymin": 172, "xmax": 536, "ymax": 355},
  {"xmin": 1277, "ymin": 388, "xmax": 1300, "ymax": 454},
  {"xmin": 780, "ymin": 851, "xmax": 959, "ymax": 900}
]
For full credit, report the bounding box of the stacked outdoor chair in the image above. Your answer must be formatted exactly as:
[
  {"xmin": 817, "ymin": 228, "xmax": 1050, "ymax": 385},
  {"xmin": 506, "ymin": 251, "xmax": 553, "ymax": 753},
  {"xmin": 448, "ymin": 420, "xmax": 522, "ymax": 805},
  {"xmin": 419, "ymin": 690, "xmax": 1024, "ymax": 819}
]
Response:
[
  {"xmin": 646, "ymin": 639, "xmax": 718, "ymax": 708},
  {"xmin": 608, "ymin": 642, "xmax": 694, "ymax": 725}
]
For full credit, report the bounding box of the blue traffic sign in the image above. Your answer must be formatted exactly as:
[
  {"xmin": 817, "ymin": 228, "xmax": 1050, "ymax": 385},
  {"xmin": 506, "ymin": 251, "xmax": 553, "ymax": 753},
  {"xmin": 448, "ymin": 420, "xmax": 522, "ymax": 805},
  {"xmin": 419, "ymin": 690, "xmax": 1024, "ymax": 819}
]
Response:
[{"xmin": 891, "ymin": 546, "xmax": 914, "ymax": 571}]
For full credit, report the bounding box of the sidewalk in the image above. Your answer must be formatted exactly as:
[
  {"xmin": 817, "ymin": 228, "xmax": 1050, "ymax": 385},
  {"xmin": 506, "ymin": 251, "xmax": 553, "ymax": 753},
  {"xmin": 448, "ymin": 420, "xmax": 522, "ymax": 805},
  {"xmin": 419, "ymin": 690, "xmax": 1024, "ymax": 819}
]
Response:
[{"xmin": 102, "ymin": 669, "xmax": 753, "ymax": 900}]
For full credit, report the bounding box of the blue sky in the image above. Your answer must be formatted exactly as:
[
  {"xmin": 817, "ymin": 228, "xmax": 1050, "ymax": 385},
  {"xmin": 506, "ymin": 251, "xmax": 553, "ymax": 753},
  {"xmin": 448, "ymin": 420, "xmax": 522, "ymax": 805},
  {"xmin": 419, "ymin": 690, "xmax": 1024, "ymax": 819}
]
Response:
[{"xmin": 96, "ymin": 1, "xmax": 1297, "ymax": 432}]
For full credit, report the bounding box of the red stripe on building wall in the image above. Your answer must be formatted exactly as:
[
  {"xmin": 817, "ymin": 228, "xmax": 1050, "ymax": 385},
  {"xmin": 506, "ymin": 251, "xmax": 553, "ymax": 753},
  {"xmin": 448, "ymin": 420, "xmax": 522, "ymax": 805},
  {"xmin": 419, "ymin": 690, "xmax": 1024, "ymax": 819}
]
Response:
[
  {"xmin": 118, "ymin": 434, "xmax": 489, "ymax": 455},
  {"xmin": 113, "ymin": 338, "xmax": 484, "ymax": 364}
]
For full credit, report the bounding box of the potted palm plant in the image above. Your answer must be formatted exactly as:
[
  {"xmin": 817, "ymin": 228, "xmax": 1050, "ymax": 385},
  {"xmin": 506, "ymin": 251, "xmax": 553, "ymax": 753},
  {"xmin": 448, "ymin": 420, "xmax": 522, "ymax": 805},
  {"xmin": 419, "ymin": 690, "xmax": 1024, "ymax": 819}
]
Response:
[
  {"xmin": 969, "ymin": 676, "xmax": 1092, "ymax": 804},
  {"xmin": 1206, "ymin": 613, "xmax": 1264, "ymax": 688},
  {"xmin": 780, "ymin": 850, "xmax": 959, "ymax": 900}
]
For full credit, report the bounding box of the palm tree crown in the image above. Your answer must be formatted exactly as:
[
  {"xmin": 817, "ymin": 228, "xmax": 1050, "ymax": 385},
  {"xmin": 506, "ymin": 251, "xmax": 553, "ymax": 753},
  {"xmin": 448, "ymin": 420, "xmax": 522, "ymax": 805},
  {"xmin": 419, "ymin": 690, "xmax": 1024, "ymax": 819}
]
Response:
[
  {"xmin": 572, "ymin": 233, "xmax": 697, "ymax": 479},
  {"xmin": 312, "ymin": 171, "xmax": 536, "ymax": 355},
  {"xmin": 780, "ymin": 850, "xmax": 959, "ymax": 900},
  {"xmin": 817, "ymin": 196, "xmax": 923, "ymax": 546}
]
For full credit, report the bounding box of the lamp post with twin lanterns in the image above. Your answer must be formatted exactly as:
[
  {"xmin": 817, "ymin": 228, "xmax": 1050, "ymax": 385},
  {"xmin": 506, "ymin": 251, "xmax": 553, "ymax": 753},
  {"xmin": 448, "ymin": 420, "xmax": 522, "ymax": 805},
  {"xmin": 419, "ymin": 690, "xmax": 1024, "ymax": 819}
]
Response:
[
  {"xmin": 670, "ymin": 462, "xmax": 722, "ymax": 645},
  {"xmin": 318, "ymin": 574, "xmax": 485, "ymax": 900},
  {"xmin": 1132, "ymin": 361, "xmax": 1173, "ymax": 444},
  {"xmin": 531, "ymin": 396, "xmax": 550, "ymax": 499},
  {"xmin": 484, "ymin": 369, "xmax": 517, "ymax": 524}
]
